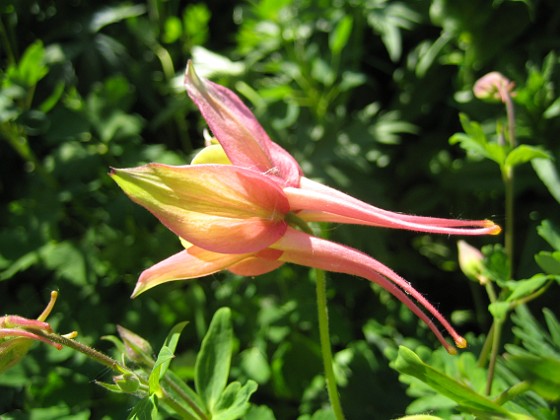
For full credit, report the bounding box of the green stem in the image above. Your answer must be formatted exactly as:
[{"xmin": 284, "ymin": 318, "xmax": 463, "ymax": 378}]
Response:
[
  {"xmin": 494, "ymin": 381, "xmax": 531, "ymax": 405},
  {"xmin": 162, "ymin": 373, "xmax": 208, "ymax": 420},
  {"xmin": 503, "ymin": 166, "xmax": 514, "ymax": 267},
  {"xmin": 485, "ymin": 319, "xmax": 503, "ymax": 396},
  {"xmin": 315, "ymin": 268, "xmax": 345, "ymax": 420},
  {"xmin": 159, "ymin": 388, "xmax": 200, "ymax": 420},
  {"xmin": 477, "ymin": 322, "xmax": 494, "ymax": 368},
  {"xmin": 36, "ymin": 331, "xmax": 126, "ymax": 373},
  {"xmin": 39, "ymin": 330, "xmax": 208, "ymax": 419}
]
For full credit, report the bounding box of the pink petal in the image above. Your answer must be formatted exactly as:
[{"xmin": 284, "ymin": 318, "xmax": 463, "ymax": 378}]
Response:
[
  {"xmin": 228, "ymin": 249, "xmax": 284, "ymax": 276},
  {"xmin": 111, "ymin": 164, "xmax": 290, "ymax": 254},
  {"xmin": 273, "ymin": 228, "xmax": 466, "ymax": 353},
  {"xmin": 133, "ymin": 246, "xmax": 251, "ymax": 297},
  {"xmin": 286, "ymin": 177, "xmax": 501, "ymax": 236},
  {"xmin": 184, "ymin": 61, "xmax": 302, "ymax": 186},
  {"xmin": 0, "ymin": 329, "xmax": 62, "ymax": 350}
]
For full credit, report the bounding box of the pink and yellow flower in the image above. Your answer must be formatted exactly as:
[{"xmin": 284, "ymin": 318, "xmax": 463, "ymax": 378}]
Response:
[
  {"xmin": 111, "ymin": 62, "xmax": 501, "ymax": 353},
  {"xmin": 0, "ymin": 291, "xmax": 63, "ymax": 373}
]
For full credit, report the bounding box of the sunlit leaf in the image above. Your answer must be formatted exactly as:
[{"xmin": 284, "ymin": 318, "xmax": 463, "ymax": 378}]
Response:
[
  {"xmin": 195, "ymin": 307, "xmax": 233, "ymax": 413},
  {"xmin": 392, "ymin": 347, "xmax": 529, "ymax": 419}
]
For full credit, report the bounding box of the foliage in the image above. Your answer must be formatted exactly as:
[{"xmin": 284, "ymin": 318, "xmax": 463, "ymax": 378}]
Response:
[{"xmin": 1, "ymin": 0, "xmax": 560, "ymax": 418}]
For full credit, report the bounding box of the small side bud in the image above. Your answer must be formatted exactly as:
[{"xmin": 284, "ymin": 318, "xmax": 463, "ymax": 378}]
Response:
[
  {"xmin": 116, "ymin": 325, "xmax": 154, "ymax": 366},
  {"xmin": 114, "ymin": 373, "xmax": 141, "ymax": 393}
]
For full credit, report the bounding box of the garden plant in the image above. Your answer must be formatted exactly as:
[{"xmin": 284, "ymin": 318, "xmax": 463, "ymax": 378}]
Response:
[{"xmin": 1, "ymin": 0, "xmax": 560, "ymax": 419}]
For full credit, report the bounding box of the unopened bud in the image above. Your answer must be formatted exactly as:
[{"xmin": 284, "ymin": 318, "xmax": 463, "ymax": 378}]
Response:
[
  {"xmin": 116, "ymin": 325, "xmax": 154, "ymax": 366},
  {"xmin": 473, "ymin": 72, "xmax": 515, "ymax": 103},
  {"xmin": 457, "ymin": 240, "xmax": 487, "ymax": 285}
]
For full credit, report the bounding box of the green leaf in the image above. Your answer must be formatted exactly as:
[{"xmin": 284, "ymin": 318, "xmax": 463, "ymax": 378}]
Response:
[
  {"xmin": 128, "ymin": 394, "xmax": 159, "ymax": 420},
  {"xmin": 7, "ymin": 41, "xmax": 48, "ymax": 87},
  {"xmin": 240, "ymin": 347, "xmax": 271, "ymax": 384},
  {"xmin": 505, "ymin": 145, "xmax": 551, "ymax": 168},
  {"xmin": 535, "ymin": 251, "xmax": 560, "ymax": 275},
  {"xmin": 543, "ymin": 309, "xmax": 560, "ymax": 347},
  {"xmin": 243, "ymin": 405, "xmax": 276, "ymax": 420},
  {"xmin": 149, "ymin": 321, "xmax": 188, "ymax": 394},
  {"xmin": 450, "ymin": 114, "xmax": 506, "ymax": 165},
  {"xmin": 149, "ymin": 347, "xmax": 175, "ymax": 394},
  {"xmin": 329, "ymin": 15, "xmax": 353, "ymax": 56},
  {"xmin": 532, "ymin": 159, "xmax": 560, "ymax": 204},
  {"xmin": 537, "ymin": 220, "xmax": 560, "ymax": 251},
  {"xmin": 391, "ymin": 347, "xmax": 527, "ymax": 418},
  {"xmin": 163, "ymin": 16, "xmax": 183, "ymax": 44},
  {"xmin": 213, "ymin": 380, "xmax": 258, "ymax": 420},
  {"xmin": 508, "ymin": 354, "xmax": 560, "ymax": 401},
  {"xmin": 195, "ymin": 307, "xmax": 233, "ymax": 413},
  {"xmin": 40, "ymin": 241, "xmax": 87, "ymax": 286},
  {"xmin": 482, "ymin": 244, "xmax": 511, "ymax": 285},
  {"xmin": 503, "ymin": 274, "xmax": 551, "ymax": 301}
]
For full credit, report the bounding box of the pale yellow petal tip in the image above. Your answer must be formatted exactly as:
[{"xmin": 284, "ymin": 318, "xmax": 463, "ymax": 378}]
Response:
[
  {"xmin": 130, "ymin": 283, "xmax": 146, "ymax": 299},
  {"xmin": 485, "ymin": 220, "xmax": 502, "ymax": 235}
]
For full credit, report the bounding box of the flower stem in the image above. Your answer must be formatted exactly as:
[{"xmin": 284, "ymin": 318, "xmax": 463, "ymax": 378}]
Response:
[
  {"xmin": 315, "ymin": 268, "xmax": 345, "ymax": 420},
  {"xmin": 35, "ymin": 330, "xmax": 126, "ymax": 374},
  {"xmin": 485, "ymin": 318, "xmax": 503, "ymax": 395}
]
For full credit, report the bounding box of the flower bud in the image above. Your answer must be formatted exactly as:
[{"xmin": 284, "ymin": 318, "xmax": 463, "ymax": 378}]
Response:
[
  {"xmin": 457, "ymin": 240, "xmax": 487, "ymax": 285},
  {"xmin": 116, "ymin": 325, "xmax": 154, "ymax": 366},
  {"xmin": 473, "ymin": 71, "xmax": 515, "ymax": 103},
  {"xmin": 114, "ymin": 373, "xmax": 141, "ymax": 393}
]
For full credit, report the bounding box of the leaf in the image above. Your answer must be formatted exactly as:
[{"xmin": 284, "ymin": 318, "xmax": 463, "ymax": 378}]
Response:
[
  {"xmin": 40, "ymin": 241, "xmax": 87, "ymax": 286},
  {"xmin": 88, "ymin": 4, "xmax": 146, "ymax": 33},
  {"xmin": 505, "ymin": 145, "xmax": 551, "ymax": 168},
  {"xmin": 482, "ymin": 244, "xmax": 511, "ymax": 285},
  {"xmin": 537, "ymin": 220, "xmax": 560, "ymax": 251},
  {"xmin": 450, "ymin": 114, "xmax": 506, "ymax": 165},
  {"xmin": 149, "ymin": 347, "xmax": 175, "ymax": 394},
  {"xmin": 7, "ymin": 41, "xmax": 48, "ymax": 87},
  {"xmin": 391, "ymin": 347, "xmax": 526, "ymax": 419},
  {"xmin": 148, "ymin": 321, "xmax": 188, "ymax": 394},
  {"xmin": 195, "ymin": 307, "xmax": 233, "ymax": 413},
  {"xmin": 329, "ymin": 15, "xmax": 353, "ymax": 56},
  {"xmin": 543, "ymin": 309, "xmax": 560, "ymax": 347},
  {"xmin": 507, "ymin": 354, "xmax": 560, "ymax": 401},
  {"xmin": 128, "ymin": 394, "xmax": 159, "ymax": 420},
  {"xmin": 213, "ymin": 380, "xmax": 258, "ymax": 420},
  {"xmin": 243, "ymin": 405, "xmax": 276, "ymax": 420},
  {"xmin": 503, "ymin": 274, "xmax": 551, "ymax": 301},
  {"xmin": 532, "ymin": 159, "xmax": 560, "ymax": 205},
  {"xmin": 535, "ymin": 251, "xmax": 560, "ymax": 275}
]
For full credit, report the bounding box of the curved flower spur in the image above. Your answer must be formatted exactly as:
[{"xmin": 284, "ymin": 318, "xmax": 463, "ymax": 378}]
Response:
[{"xmin": 110, "ymin": 61, "xmax": 501, "ymax": 354}]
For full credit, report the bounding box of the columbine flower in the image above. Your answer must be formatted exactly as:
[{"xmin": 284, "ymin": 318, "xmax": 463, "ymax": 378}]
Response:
[
  {"xmin": 0, "ymin": 291, "xmax": 63, "ymax": 373},
  {"xmin": 111, "ymin": 62, "xmax": 501, "ymax": 353}
]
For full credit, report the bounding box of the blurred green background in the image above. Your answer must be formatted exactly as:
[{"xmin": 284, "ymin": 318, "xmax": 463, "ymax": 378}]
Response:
[{"xmin": 1, "ymin": 0, "xmax": 559, "ymax": 418}]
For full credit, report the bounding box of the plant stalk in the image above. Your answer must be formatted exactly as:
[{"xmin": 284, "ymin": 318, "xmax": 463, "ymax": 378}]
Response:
[{"xmin": 315, "ymin": 268, "xmax": 345, "ymax": 420}]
